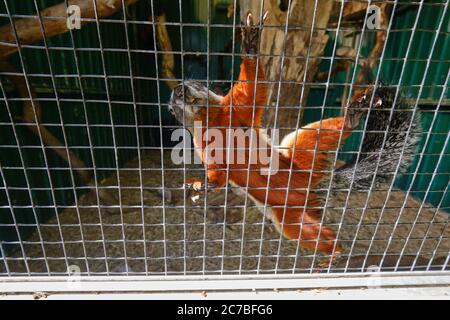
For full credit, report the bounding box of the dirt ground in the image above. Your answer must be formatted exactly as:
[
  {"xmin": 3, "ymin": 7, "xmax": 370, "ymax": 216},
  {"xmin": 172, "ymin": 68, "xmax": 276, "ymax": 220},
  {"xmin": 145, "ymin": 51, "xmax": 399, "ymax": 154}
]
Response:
[{"xmin": 4, "ymin": 151, "xmax": 449, "ymax": 275}]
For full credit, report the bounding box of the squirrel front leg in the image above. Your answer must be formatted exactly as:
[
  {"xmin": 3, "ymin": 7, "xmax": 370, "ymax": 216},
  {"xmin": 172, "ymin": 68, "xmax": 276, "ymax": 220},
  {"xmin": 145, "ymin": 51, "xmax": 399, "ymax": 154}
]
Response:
[{"xmin": 187, "ymin": 12, "xmax": 268, "ymax": 193}]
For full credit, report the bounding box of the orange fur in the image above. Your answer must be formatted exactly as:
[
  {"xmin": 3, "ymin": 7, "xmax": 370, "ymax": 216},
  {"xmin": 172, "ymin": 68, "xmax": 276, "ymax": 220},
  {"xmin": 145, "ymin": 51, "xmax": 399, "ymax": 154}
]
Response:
[
  {"xmin": 283, "ymin": 118, "xmax": 352, "ymax": 182},
  {"xmin": 222, "ymin": 58, "xmax": 267, "ymax": 127},
  {"xmin": 193, "ymin": 57, "xmax": 354, "ymax": 257}
]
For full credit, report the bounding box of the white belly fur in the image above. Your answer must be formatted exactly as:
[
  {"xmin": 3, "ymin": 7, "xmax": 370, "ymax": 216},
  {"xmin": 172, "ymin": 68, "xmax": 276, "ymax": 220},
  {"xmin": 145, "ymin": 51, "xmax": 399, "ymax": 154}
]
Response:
[{"xmin": 228, "ymin": 180, "xmax": 282, "ymax": 235}]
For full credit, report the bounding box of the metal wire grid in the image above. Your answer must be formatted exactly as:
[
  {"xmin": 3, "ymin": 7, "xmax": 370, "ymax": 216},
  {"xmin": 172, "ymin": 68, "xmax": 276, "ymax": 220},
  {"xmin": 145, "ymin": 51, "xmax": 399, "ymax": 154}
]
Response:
[
  {"xmin": 337, "ymin": 0, "xmax": 449, "ymax": 272},
  {"xmin": 0, "ymin": 0, "xmax": 448, "ymax": 276}
]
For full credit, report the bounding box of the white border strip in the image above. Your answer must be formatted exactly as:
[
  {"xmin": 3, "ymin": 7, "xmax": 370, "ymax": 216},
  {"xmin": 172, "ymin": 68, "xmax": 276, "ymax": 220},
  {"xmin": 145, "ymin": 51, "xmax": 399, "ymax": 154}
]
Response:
[{"xmin": 1, "ymin": 272, "xmax": 449, "ymax": 295}]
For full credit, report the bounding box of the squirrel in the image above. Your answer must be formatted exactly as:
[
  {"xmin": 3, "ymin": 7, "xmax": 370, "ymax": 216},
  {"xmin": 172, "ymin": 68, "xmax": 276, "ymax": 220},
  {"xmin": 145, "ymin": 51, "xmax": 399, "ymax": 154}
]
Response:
[
  {"xmin": 168, "ymin": 11, "xmax": 421, "ymax": 265},
  {"xmin": 168, "ymin": 11, "xmax": 365, "ymax": 264}
]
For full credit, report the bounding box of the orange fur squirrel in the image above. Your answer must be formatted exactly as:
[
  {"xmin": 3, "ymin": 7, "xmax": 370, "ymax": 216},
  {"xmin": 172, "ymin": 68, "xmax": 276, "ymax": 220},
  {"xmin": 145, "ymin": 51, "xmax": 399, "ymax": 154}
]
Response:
[{"xmin": 169, "ymin": 12, "xmax": 362, "ymax": 262}]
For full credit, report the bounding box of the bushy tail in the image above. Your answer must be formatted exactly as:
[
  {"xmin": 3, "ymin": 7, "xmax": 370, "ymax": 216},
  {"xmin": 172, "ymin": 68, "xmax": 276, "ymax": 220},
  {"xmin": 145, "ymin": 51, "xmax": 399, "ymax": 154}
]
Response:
[{"xmin": 333, "ymin": 85, "xmax": 422, "ymax": 191}]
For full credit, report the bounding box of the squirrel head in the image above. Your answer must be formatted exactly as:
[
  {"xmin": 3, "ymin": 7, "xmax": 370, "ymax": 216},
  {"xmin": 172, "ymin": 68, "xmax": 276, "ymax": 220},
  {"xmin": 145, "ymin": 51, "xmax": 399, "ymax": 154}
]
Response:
[{"xmin": 169, "ymin": 80, "xmax": 223, "ymax": 127}]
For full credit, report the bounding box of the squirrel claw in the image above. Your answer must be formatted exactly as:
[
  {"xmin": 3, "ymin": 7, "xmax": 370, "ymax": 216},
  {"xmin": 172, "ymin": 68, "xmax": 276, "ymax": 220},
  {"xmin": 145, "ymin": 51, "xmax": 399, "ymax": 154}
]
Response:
[
  {"xmin": 185, "ymin": 181, "xmax": 217, "ymax": 192},
  {"xmin": 241, "ymin": 11, "xmax": 268, "ymax": 57},
  {"xmin": 185, "ymin": 181, "xmax": 218, "ymax": 204},
  {"xmin": 346, "ymin": 108, "xmax": 363, "ymax": 129}
]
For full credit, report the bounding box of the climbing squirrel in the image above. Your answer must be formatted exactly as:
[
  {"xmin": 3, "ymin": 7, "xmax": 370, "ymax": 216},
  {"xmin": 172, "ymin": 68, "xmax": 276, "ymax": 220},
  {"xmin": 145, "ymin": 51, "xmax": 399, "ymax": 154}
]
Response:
[{"xmin": 168, "ymin": 11, "xmax": 421, "ymax": 265}]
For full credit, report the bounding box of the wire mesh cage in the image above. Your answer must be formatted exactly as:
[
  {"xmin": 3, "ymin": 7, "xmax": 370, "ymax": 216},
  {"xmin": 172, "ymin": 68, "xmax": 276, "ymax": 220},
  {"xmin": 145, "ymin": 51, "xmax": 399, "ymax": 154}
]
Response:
[{"xmin": 0, "ymin": 0, "xmax": 448, "ymax": 284}]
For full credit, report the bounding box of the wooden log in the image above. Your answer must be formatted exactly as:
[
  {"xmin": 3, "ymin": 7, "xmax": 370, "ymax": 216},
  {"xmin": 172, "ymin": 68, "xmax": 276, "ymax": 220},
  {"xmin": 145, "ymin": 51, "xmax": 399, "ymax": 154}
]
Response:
[
  {"xmin": 0, "ymin": 60, "xmax": 118, "ymax": 207},
  {"xmin": 155, "ymin": 14, "xmax": 178, "ymax": 90},
  {"xmin": 343, "ymin": 4, "xmax": 390, "ymax": 109},
  {"xmin": 0, "ymin": 0, "xmax": 138, "ymax": 58}
]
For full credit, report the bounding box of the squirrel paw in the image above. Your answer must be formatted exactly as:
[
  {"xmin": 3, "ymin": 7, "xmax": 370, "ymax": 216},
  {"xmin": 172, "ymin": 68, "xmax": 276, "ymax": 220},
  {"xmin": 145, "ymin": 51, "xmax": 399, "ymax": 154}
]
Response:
[
  {"xmin": 185, "ymin": 180, "xmax": 218, "ymax": 204},
  {"xmin": 185, "ymin": 179, "xmax": 217, "ymax": 192},
  {"xmin": 241, "ymin": 11, "xmax": 268, "ymax": 57}
]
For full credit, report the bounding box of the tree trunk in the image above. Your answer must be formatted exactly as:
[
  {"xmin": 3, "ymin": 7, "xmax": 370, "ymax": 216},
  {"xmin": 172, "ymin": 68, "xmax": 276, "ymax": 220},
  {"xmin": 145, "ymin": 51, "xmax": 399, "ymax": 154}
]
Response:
[{"xmin": 240, "ymin": 0, "xmax": 333, "ymax": 131}]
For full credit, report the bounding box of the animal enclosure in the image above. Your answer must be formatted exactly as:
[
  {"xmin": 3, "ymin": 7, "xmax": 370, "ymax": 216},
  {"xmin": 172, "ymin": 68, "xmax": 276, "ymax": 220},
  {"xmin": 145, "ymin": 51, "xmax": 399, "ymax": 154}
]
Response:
[{"xmin": 0, "ymin": 0, "xmax": 449, "ymax": 288}]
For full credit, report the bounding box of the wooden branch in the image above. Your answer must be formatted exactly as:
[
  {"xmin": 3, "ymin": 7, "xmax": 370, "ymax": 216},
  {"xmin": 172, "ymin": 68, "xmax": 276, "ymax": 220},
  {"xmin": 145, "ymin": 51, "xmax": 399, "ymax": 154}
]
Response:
[
  {"xmin": 155, "ymin": 14, "xmax": 178, "ymax": 90},
  {"xmin": 328, "ymin": 3, "xmax": 390, "ymax": 85},
  {"xmin": 316, "ymin": 46, "xmax": 356, "ymax": 81},
  {"xmin": 328, "ymin": 1, "xmax": 369, "ymax": 28},
  {"xmin": 1, "ymin": 59, "xmax": 118, "ymax": 206},
  {"xmin": 0, "ymin": 0, "xmax": 138, "ymax": 206},
  {"xmin": 353, "ymin": 4, "xmax": 389, "ymax": 95},
  {"xmin": 0, "ymin": 0, "xmax": 138, "ymax": 58},
  {"xmin": 336, "ymin": 4, "xmax": 390, "ymax": 109},
  {"xmin": 343, "ymin": 1, "xmax": 369, "ymax": 18},
  {"xmin": 368, "ymin": 3, "xmax": 389, "ymax": 70}
]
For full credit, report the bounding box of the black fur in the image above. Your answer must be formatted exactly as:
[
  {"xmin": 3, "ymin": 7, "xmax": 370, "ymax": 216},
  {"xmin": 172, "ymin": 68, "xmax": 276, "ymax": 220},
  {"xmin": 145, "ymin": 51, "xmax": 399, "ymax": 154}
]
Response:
[{"xmin": 333, "ymin": 85, "xmax": 421, "ymax": 191}]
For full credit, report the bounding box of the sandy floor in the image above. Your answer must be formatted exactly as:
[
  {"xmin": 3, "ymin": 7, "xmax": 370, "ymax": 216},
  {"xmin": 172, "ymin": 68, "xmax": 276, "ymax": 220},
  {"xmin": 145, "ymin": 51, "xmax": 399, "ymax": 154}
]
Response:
[{"xmin": 4, "ymin": 151, "xmax": 449, "ymax": 275}]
